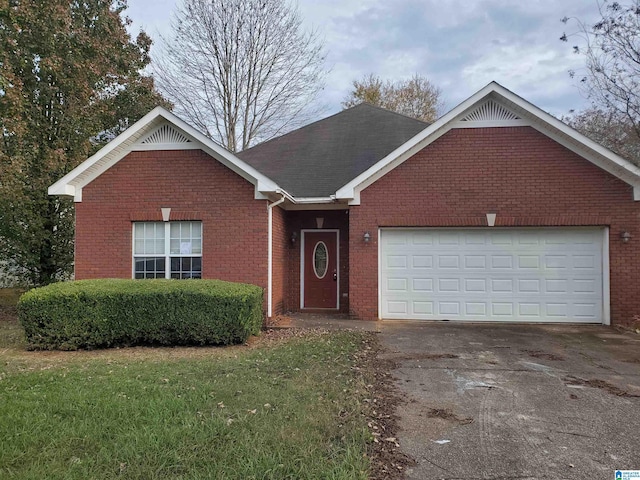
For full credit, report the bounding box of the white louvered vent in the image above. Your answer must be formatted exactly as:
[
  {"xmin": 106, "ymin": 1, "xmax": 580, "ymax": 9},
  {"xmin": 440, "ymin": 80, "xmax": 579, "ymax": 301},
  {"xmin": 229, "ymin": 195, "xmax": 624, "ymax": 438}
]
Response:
[
  {"xmin": 141, "ymin": 124, "xmax": 192, "ymax": 144},
  {"xmin": 461, "ymin": 100, "xmax": 521, "ymax": 122}
]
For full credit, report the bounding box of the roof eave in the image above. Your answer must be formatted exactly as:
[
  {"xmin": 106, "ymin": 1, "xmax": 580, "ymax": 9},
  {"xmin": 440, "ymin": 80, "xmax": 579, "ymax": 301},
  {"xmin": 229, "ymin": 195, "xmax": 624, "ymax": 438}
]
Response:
[
  {"xmin": 336, "ymin": 81, "xmax": 640, "ymax": 203},
  {"xmin": 48, "ymin": 107, "xmax": 282, "ymax": 201}
]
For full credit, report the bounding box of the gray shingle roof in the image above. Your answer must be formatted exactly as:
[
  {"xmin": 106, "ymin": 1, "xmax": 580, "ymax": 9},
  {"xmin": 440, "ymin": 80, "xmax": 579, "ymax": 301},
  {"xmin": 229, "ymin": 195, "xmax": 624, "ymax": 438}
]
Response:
[{"xmin": 237, "ymin": 104, "xmax": 429, "ymax": 198}]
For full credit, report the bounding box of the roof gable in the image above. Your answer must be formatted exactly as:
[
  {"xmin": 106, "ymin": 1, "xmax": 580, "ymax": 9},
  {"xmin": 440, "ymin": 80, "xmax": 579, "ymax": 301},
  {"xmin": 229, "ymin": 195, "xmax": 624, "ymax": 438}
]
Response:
[
  {"xmin": 237, "ymin": 103, "xmax": 428, "ymax": 198},
  {"xmin": 48, "ymin": 107, "xmax": 280, "ymax": 202},
  {"xmin": 336, "ymin": 82, "xmax": 640, "ymax": 204}
]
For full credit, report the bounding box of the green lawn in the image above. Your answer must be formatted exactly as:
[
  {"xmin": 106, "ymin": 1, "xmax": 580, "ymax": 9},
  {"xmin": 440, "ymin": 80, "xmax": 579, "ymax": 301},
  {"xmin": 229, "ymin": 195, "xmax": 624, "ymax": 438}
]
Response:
[
  {"xmin": 0, "ymin": 312, "xmax": 374, "ymax": 479},
  {"xmin": 0, "ymin": 288, "xmax": 25, "ymax": 306}
]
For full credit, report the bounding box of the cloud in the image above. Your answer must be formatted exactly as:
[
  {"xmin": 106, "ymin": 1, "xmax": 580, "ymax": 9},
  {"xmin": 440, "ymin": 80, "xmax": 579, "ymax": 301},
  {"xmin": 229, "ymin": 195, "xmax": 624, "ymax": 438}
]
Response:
[
  {"xmin": 127, "ymin": 0, "xmax": 603, "ymax": 117},
  {"xmin": 461, "ymin": 44, "xmax": 585, "ymax": 114}
]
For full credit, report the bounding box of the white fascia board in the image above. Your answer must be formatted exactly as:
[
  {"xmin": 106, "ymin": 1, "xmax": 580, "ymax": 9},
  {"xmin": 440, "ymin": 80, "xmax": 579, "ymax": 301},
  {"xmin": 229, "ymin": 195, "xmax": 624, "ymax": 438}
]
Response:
[
  {"xmin": 48, "ymin": 106, "xmax": 282, "ymax": 201},
  {"xmin": 48, "ymin": 107, "xmax": 167, "ymax": 198},
  {"xmin": 47, "ymin": 183, "xmax": 75, "ymax": 196},
  {"xmin": 335, "ymin": 81, "xmax": 640, "ymax": 203}
]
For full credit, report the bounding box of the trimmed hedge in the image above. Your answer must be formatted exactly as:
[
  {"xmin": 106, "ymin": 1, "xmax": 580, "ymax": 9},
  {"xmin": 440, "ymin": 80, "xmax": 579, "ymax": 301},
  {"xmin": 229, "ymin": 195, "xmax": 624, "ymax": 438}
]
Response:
[{"xmin": 18, "ymin": 279, "xmax": 264, "ymax": 350}]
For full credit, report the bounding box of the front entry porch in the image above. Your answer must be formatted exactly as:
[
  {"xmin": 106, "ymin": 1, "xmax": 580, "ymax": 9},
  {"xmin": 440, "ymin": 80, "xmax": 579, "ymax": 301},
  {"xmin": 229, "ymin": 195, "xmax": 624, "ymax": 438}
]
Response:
[{"xmin": 274, "ymin": 209, "xmax": 350, "ymax": 316}]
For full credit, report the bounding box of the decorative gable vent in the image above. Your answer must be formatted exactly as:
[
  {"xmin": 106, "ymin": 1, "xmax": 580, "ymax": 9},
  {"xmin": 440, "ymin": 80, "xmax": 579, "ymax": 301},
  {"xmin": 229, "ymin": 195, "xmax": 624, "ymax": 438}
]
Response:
[
  {"xmin": 141, "ymin": 124, "xmax": 192, "ymax": 145},
  {"xmin": 460, "ymin": 100, "xmax": 521, "ymax": 122}
]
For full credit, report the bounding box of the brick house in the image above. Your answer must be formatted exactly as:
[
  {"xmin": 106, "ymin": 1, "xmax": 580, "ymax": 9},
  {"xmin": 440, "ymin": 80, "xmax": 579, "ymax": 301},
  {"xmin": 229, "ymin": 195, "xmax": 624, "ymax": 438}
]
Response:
[{"xmin": 49, "ymin": 82, "xmax": 640, "ymax": 326}]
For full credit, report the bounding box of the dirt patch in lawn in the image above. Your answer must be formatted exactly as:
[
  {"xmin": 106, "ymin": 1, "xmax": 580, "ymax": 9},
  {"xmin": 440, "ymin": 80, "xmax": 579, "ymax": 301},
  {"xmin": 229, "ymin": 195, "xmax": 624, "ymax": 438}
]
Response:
[
  {"xmin": 564, "ymin": 375, "xmax": 640, "ymax": 398},
  {"xmin": 0, "ymin": 306, "xmax": 17, "ymax": 322}
]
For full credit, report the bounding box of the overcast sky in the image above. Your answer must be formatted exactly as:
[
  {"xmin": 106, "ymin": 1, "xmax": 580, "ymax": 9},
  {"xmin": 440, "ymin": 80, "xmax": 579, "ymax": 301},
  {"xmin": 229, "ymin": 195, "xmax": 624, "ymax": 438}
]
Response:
[{"xmin": 126, "ymin": 0, "xmax": 602, "ymax": 119}]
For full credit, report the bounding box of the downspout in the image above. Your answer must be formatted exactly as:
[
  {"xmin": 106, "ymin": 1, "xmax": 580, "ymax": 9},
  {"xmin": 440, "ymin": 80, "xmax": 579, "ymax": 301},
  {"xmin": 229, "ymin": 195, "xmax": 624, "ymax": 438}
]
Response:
[{"xmin": 267, "ymin": 193, "xmax": 286, "ymax": 318}]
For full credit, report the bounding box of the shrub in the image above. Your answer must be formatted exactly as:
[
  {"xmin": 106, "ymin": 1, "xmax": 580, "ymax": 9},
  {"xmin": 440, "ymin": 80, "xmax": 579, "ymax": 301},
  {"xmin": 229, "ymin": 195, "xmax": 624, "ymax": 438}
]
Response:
[{"xmin": 18, "ymin": 279, "xmax": 263, "ymax": 350}]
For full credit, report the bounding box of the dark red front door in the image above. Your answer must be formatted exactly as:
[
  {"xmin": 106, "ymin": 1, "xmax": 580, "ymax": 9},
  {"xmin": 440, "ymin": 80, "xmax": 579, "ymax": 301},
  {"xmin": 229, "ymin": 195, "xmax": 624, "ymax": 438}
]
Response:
[{"xmin": 303, "ymin": 231, "xmax": 338, "ymax": 309}]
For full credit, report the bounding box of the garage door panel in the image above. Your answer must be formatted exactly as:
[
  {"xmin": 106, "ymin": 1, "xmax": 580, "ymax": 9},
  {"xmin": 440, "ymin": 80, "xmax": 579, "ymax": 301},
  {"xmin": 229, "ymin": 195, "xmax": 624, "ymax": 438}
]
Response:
[
  {"xmin": 438, "ymin": 278, "xmax": 460, "ymax": 292},
  {"xmin": 491, "ymin": 279, "xmax": 514, "ymax": 292},
  {"xmin": 517, "ymin": 256, "xmax": 540, "ymax": 269},
  {"xmin": 464, "ymin": 255, "xmax": 486, "ymax": 268},
  {"xmin": 380, "ymin": 228, "xmax": 604, "ymax": 323},
  {"xmin": 386, "ymin": 278, "xmax": 407, "ymax": 291},
  {"xmin": 412, "ymin": 255, "xmax": 433, "ymax": 268},
  {"xmin": 545, "ymin": 255, "xmax": 568, "ymax": 268},
  {"xmin": 413, "ymin": 301, "xmax": 433, "ymax": 314},
  {"xmin": 412, "ymin": 278, "xmax": 433, "ymax": 292},
  {"xmin": 386, "ymin": 255, "xmax": 407, "ymax": 269},
  {"xmin": 573, "ymin": 255, "xmax": 596, "ymax": 269},
  {"xmin": 546, "ymin": 303, "xmax": 569, "ymax": 317},
  {"xmin": 438, "ymin": 256, "xmax": 459, "ymax": 268},
  {"xmin": 518, "ymin": 279, "xmax": 540, "ymax": 293},
  {"xmin": 464, "ymin": 278, "xmax": 487, "ymax": 292},
  {"xmin": 411, "ymin": 232, "xmax": 434, "ymax": 245},
  {"xmin": 465, "ymin": 302, "xmax": 487, "ymax": 316},
  {"xmin": 438, "ymin": 233, "xmax": 460, "ymax": 245},
  {"xmin": 492, "ymin": 256, "xmax": 513, "ymax": 268},
  {"xmin": 438, "ymin": 302, "xmax": 460, "ymax": 315},
  {"xmin": 545, "ymin": 279, "xmax": 568, "ymax": 293}
]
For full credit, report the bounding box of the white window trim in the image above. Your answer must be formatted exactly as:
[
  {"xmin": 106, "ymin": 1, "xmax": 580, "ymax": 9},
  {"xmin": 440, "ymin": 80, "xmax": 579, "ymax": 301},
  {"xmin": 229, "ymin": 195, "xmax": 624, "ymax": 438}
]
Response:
[{"xmin": 132, "ymin": 221, "xmax": 202, "ymax": 279}]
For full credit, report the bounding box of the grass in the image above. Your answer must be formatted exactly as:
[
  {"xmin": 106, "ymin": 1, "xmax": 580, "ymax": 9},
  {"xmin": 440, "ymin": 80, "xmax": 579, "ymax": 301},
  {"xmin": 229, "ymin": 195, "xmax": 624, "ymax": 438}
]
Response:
[
  {"xmin": 0, "ymin": 288, "xmax": 25, "ymax": 307},
  {"xmin": 0, "ymin": 302, "xmax": 374, "ymax": 479}
]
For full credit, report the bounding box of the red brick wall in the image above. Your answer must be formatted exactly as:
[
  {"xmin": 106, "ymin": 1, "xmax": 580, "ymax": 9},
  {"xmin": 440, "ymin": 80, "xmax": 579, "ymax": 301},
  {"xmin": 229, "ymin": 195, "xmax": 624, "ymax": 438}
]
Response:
[
  {"xmin": 271, "ymin": 206, "xmax": 287, "ymax": 316},
  {"xmin": 350, "ymin": 127, "xmax": 640, "ymax": 325},
  {"xmin": 75, "ymin": 150, "xmax": 269, "ymax": 297},
  {"xmin": 284, "ymin": 210, "xmax": 350, "ymax": 313}
]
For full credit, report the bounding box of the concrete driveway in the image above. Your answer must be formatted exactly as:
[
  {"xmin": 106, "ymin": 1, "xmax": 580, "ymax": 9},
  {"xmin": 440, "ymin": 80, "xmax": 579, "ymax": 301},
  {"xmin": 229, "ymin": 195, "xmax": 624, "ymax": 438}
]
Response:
[{"xmin": 380, "ymin": 322, "xmax": 640, "ymax": 479}]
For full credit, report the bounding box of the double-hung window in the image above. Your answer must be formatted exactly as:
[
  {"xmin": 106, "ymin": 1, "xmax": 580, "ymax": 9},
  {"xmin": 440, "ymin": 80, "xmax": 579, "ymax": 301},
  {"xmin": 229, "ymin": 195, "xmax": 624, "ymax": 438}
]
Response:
[{"xmin": 133, "ymin": 221, "xmax": 202, "ymax": 279}]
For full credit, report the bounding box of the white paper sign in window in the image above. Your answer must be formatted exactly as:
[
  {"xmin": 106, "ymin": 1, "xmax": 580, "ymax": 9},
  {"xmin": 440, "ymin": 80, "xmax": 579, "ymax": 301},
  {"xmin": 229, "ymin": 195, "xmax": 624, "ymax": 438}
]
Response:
[{"xmin": 180, "ymin": 242, "xmax": 192, "ymax": 254}]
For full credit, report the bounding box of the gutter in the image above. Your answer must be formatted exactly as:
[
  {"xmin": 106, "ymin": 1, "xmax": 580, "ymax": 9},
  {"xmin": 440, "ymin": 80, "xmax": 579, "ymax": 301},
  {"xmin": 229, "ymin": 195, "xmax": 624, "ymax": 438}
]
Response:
[{"xmin": 267, "ymin": 192, "xmax": 287, "ymax": 318}]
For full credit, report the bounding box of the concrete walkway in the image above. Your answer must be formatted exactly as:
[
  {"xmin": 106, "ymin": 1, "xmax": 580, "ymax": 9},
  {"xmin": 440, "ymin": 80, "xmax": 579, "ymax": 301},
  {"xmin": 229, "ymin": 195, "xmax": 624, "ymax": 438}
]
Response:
[{"xmin": 287, "ymin": 315, "xmax": 640, "ymax": 479}]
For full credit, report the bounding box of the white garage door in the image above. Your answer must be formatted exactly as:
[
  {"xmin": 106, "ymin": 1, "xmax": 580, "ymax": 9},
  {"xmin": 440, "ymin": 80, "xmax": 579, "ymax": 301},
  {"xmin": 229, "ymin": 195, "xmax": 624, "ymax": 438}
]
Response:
[{"xmin": 380, "ymin": 228, "xmax": 606, "ymax": 323}]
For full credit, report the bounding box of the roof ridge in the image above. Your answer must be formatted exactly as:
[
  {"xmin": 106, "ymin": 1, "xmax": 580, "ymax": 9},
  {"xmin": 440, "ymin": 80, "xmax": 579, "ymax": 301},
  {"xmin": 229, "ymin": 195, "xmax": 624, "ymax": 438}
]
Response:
[
  {"xmin": 239, "ymin": 107, "xmax": 356, "ymax": 154},
  {"xmin": 238, "ymin": 103, "xmax": 428, "ymax": 155},
  {"xmin": 355, "ymin": 102, "xmax": 432, "ymax": 126}
]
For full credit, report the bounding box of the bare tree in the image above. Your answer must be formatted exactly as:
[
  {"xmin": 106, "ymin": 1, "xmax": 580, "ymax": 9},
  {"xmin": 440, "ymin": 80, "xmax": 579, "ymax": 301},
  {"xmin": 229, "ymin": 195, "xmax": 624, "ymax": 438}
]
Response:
[
  {"xmin": 154, "ymin": 0, "xmax": 327, "ymax": 152},
  {"xmin": 561, "ymin": 1, "xmax": 640, "ymax": 139},
  {"xmin": 342, "ymin": 74, "xmax": 445, "ymax": 123},
  {"xmin": 564, "ymin": 107, "xmax": 640, "ymax": 165}
]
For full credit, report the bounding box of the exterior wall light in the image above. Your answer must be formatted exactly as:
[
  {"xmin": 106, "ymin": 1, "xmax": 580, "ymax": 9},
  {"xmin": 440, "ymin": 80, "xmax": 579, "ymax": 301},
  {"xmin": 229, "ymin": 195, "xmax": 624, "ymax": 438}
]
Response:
[
  {"xmin": 621, "ymin": 231, "xmax": 632, "ymax": 243},
  {"xmin": 363, "ymin": 232, "xmax": 371, "ymax": 243},
  {"xmin": 290, "ymin": 231, "xmax": 297, "ymax": 245}
]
